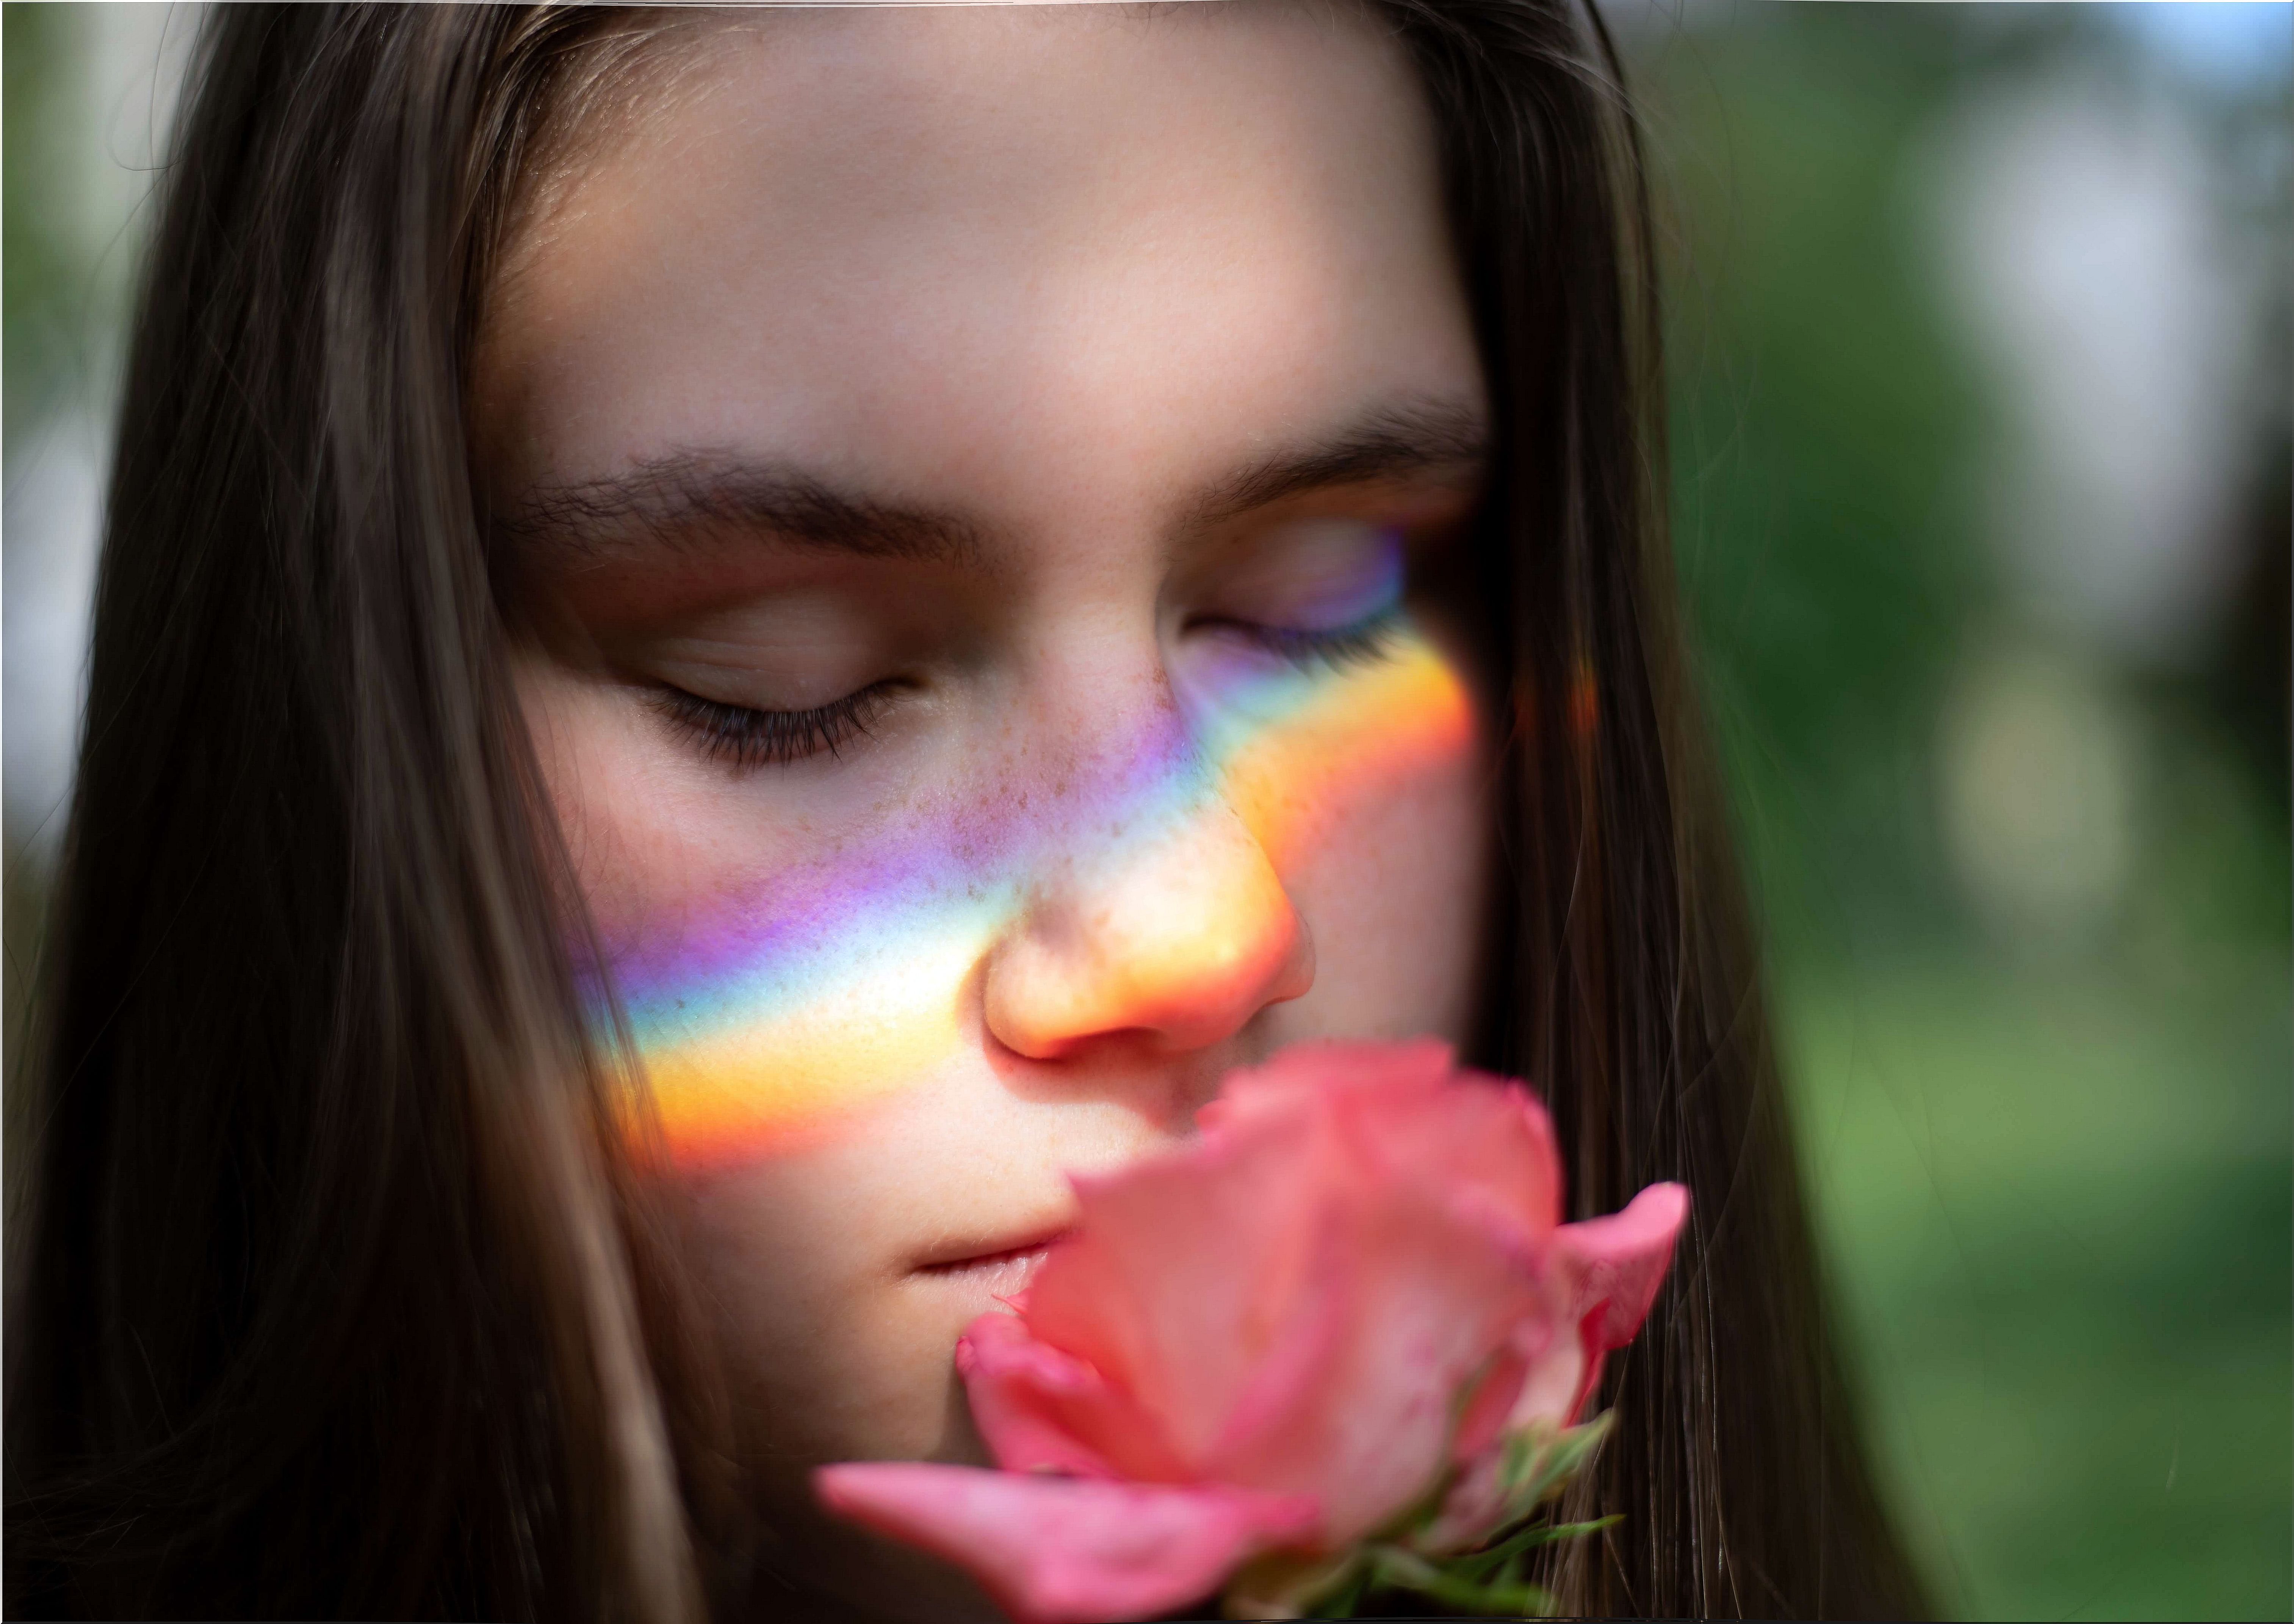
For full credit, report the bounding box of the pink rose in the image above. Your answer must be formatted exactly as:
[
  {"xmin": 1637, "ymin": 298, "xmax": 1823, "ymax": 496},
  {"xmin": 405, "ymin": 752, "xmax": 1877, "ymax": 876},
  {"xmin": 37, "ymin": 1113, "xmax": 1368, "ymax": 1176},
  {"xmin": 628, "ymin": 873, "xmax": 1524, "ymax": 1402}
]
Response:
[{"xmin": 817, "ymin": 1040, "xmax": 1688, "ymax": 1624}]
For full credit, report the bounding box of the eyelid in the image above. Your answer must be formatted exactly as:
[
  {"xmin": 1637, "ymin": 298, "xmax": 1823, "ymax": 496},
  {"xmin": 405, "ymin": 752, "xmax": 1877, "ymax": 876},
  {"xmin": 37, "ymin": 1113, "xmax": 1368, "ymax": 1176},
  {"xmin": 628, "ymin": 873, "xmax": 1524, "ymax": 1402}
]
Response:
[
  {"xmin": 650, "ymin": 681, "xmax": 897, "ymax": 771},
  {"xmin": 1218, "ymin": 601, "xmax": 1407, "ymax": 675},
  {"xmin": 1203, "ymin": 518, "xmax": 1410, "ymax": 630}
]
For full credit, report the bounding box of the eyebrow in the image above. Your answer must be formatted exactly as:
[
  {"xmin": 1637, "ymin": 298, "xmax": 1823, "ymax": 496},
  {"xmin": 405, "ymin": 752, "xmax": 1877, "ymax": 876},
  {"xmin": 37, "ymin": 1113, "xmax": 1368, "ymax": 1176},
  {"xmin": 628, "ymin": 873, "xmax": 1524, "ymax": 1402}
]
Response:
[
  {"xmin": 1182, "ymin": 398, "xmax": 1491, "ymax": 528},
  {"xmin": 500, "ymin": 456, "xmax": 988, "ymax": 567},
  {"xmin": 500, "ymin": 397, "xmax": 1489, "ymax": 565}
]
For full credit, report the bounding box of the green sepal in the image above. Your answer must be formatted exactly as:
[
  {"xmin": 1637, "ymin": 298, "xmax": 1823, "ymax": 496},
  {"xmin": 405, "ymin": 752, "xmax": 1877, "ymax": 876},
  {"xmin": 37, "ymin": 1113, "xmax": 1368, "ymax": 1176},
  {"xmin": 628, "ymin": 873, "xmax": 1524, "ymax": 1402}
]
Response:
[
  {"xmin": 1365, "ymin": 1546, "xmax": 1558, "ymax": 1617},
  {"xmin": 1493, "ymin": 1410, "xmax": 1612, "ymax": 1525},
  {"xmin": 1285, "ymin": 1511, "xmax": 1619, "ymax": 1620},
  {"xmin": 1445, "ymin": 1515, "xmax": 1622, "ymax": 1583}
]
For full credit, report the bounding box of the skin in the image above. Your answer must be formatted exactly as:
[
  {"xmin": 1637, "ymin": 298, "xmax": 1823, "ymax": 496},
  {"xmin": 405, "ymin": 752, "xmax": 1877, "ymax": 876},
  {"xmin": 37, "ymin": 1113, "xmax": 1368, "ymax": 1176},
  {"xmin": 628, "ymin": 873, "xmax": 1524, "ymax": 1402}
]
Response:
[{"xmin": 475, "ymin": 4, "xmax": 1494, "ymax": 1616}]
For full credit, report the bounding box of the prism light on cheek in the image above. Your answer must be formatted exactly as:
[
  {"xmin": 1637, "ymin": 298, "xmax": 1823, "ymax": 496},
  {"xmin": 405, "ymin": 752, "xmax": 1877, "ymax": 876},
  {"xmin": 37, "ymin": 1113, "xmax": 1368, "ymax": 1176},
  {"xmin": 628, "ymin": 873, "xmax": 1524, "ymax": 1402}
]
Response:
[{"xmin": 605, "ymin": 633, "xmax": 1479, "ymax": 1172}]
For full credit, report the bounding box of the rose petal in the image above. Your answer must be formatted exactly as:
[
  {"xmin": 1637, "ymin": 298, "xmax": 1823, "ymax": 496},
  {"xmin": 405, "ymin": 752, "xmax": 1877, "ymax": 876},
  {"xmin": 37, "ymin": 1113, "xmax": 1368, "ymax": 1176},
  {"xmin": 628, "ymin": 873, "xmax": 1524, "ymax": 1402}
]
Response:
[
  {"xmin": 1199, "ymin": 1128, "xmax": 1546, "ymax": 1541},
  {"xmin": 1559, "ymin": 1182, "xmax": 1690, "ymax": 1352},
  {"xmin": 1026, "ymin": 1098, "xmax": 1342, "ymax": 1469},
  {"xmin": 1338, "ymin": 1068, "xmax": 1566, "ymax": 1245},
  {"xmin": 1450, "ymin": 1341, "xmax": 1532, "ymax": 1466},
  {"xmin": 958, "ymin": 1311, "xmax": 1190, "ymax": 1483},
  {"xmin": 1210, "ymin": 1043, "xmax": 1565, "ymax": 1244},
  {"xmin": 1203, "ymin": 1038, "xmax": 1457, "ymax": 1127},
  {"xmin": 1548, "ymin": 1182, "xmax": 1690, "ymax": 1422},
  {"xmin": 814, "ymin": 1463, "xmax": 1320, "ymax": 1624},
  {"xmin": 1505, "ymin": 1315, "xmax": 1590, "ymax": 1431}
]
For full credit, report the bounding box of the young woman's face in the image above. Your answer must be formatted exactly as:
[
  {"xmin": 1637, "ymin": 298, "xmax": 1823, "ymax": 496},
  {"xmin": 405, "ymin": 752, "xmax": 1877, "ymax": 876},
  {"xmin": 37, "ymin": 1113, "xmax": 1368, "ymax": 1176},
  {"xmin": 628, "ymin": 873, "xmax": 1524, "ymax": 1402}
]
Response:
[{"xmin": 479, "ymin": 4, "xmax": 1490, "ymax": 1613}]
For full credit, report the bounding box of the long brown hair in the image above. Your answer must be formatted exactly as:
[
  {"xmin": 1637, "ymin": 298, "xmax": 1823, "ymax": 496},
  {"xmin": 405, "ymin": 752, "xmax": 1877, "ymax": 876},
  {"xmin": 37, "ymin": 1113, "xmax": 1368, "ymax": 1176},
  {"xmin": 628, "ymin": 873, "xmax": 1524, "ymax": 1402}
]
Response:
[{"xmin": 6, "ymin": 4, "xmax": 1927, "ymax": 1618}]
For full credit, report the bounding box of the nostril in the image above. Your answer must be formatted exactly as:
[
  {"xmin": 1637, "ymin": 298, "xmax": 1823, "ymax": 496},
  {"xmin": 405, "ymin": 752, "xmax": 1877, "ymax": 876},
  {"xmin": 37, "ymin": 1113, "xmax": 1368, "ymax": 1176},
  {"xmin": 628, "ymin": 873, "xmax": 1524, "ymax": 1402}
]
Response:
[{"xmin": 993, "ymin": 1024, "xmax": 1160, "ymax": 1067}]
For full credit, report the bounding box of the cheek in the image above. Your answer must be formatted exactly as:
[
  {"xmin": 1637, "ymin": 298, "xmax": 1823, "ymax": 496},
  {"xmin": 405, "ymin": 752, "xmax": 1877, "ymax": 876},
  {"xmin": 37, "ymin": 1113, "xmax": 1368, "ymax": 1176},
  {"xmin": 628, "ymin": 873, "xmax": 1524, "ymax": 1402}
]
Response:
[
  {"xmin": 1278, "ymin": 744, "xmax": 1489, "ymax": 1042},
  {"xmin": 518, "ymin": 656, "xmax": 983, "ymax": 1164},
  {"xmin": 673, "ymin": 1146, "xmax": 971, "ymax": 1465},
  {"xmin": 514, "ymin": 654, "xmax": 744, "ymax": 945},
  {"xmin": 1229, "ymin": 641, "xmax": 1491, "ymax": 1043}
]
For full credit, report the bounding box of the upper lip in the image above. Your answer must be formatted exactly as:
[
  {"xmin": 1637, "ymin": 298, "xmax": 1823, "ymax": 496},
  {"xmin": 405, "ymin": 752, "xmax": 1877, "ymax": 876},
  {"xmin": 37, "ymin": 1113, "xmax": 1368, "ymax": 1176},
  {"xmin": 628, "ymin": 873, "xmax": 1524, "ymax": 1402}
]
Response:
[{"xmin": 912, "ymin": 1220, "xmax": 1075, "ymax": 1274}]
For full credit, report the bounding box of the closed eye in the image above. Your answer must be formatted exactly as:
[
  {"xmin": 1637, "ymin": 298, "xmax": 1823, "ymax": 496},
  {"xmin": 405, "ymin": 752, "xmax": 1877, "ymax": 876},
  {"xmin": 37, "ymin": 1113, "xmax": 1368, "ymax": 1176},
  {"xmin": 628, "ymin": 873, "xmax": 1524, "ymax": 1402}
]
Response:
[
  {"xmin": 650, "ymin": 681, "xmax": 899, "ymax": 770},
  {"xmin": 1203, "ymin": 604, "xmax": 1406, "ymax": 675}
]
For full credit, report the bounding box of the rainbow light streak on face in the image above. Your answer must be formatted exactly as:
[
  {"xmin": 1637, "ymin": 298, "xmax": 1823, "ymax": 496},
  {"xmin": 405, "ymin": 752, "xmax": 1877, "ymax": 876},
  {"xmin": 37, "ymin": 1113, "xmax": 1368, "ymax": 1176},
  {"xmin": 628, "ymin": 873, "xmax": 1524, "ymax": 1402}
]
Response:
[{"xmin": 608, "ymin": 629, "xmax": 1478, "ymax": 1171}]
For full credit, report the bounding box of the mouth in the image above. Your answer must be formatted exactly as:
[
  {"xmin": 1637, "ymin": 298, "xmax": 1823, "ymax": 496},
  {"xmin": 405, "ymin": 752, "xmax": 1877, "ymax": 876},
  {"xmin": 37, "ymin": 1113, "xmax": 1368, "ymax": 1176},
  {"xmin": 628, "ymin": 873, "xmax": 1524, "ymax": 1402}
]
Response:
[{"xmin": 911, "ymin": 1224, "xmax": 1074, "ymax": 1288}]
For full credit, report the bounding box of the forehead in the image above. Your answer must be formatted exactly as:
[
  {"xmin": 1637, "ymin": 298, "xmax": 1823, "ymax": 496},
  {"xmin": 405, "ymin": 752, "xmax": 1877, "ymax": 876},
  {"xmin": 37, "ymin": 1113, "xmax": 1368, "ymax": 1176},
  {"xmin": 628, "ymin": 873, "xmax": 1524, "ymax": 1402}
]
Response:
[{"xmin": 474, "ymin": 2, "xmax": 1479, "ymax": 517}]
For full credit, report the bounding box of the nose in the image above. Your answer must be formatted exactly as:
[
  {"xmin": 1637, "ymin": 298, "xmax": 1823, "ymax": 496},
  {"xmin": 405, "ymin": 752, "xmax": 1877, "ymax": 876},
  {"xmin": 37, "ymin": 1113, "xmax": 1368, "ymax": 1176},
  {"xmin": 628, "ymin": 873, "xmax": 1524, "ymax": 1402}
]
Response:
[{"xmin": 982, "ymin": 792, "xmax": 1315, "ymax": 1062}]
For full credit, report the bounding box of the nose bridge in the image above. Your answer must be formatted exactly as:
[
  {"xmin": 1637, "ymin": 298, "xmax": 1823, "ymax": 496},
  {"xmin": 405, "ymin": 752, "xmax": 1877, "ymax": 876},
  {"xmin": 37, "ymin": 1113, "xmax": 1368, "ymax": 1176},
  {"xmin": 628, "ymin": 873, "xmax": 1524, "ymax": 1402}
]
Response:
[{"xmin": 983, "ymin": 668, "xmax": 1313, "ymax": 1060}]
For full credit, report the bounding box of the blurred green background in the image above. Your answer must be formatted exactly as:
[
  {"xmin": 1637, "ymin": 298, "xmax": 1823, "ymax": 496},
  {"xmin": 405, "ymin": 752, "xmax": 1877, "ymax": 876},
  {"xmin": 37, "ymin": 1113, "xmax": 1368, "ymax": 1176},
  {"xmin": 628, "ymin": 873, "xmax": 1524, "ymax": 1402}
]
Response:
[
  {"xmin": 1622, "ymin": 4, "xmax": 2292, "ymax": 1618},
  {"xmin": 5, "ymin": 5, "xmax": 2288, "ymax": 1619}
]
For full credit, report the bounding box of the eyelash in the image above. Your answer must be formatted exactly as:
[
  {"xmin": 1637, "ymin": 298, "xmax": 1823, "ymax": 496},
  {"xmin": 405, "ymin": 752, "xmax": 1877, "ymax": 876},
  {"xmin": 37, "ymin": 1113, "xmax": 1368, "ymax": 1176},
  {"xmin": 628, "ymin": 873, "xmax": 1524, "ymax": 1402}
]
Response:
[
  {"xmin": 1228, "ymin": 604, "xmax": 1406, "ymax": 673},
  {"xmin": 654, "ymin": 608, "xmax": 1404, "ymax": 771},
  {"xmin": 652, "ymin": 682, "xmax": 896, "ymax": 770}
]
